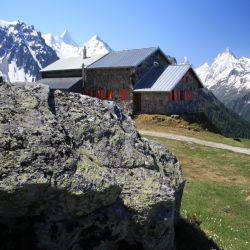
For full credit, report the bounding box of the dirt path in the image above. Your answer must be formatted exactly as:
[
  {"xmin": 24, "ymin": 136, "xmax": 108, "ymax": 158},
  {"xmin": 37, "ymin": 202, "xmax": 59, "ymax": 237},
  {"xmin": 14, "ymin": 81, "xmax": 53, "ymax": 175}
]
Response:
[{"xmin": 139, "ymin": 130, "xmax": 250, "ymax": 155}]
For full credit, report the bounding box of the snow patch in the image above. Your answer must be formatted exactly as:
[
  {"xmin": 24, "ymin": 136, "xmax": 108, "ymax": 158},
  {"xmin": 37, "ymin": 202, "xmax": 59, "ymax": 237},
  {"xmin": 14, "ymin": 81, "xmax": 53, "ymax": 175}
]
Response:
[{"xmin": 0, "ymin": 20, "xmax": 18, "ymax": 27}]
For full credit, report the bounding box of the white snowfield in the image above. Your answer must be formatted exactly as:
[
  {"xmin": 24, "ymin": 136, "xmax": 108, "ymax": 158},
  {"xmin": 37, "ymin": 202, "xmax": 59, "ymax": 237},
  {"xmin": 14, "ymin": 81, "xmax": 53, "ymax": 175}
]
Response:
[{"xmin": 196, "ymin": 48, "xmax": 250, "ymax": 91}]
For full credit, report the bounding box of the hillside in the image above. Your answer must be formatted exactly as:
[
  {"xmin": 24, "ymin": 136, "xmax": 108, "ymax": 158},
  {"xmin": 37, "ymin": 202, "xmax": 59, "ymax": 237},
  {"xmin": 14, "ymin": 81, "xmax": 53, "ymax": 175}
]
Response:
[
  {"xmin": 198, "ymin": 89, "xmax": 250, "ymax": 139},
  {"xmin": 136, "ymin": 114, "xmax": 250, "ymax": 148}
]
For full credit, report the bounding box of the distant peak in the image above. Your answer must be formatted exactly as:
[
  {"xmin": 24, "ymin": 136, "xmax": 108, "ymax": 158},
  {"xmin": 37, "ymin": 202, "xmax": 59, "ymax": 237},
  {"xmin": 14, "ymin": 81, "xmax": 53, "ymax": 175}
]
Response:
[
  {"xmin": 60, "ymin": 29, "xmax": 70, "ymax": 38},
  {"xmin": 221, "ymin": 47, "xmax": 237, "ymax": 58},
  {"xmin": 89, "ymin": 34, "xmax": 101, "ymax": 41},
  {"xmin": 60, "ymin": 29, "xmax": 78, "ymax": 47}
]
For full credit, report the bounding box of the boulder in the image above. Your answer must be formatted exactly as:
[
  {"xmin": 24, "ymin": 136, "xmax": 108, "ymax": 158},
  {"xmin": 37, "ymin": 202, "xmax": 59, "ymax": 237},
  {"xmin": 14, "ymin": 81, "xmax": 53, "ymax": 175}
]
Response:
[{"xmin": 0, "ymin": 82, "xmax": 184, "ymax": 250}]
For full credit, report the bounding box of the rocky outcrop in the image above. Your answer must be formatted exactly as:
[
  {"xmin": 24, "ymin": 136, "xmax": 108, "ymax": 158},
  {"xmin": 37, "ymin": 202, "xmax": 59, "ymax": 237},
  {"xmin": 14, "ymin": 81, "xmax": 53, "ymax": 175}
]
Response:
[{"xmin": 0, "ymin": 82, "xmax": 184, "ymax": 250}]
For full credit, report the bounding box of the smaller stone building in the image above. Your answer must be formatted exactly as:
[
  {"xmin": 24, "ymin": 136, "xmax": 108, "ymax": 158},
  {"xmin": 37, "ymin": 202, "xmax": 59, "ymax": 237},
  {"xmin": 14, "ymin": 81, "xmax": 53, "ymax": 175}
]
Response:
[{"xmin": 133, "ymin": 64, "xmax": 203, "ymax": 114}]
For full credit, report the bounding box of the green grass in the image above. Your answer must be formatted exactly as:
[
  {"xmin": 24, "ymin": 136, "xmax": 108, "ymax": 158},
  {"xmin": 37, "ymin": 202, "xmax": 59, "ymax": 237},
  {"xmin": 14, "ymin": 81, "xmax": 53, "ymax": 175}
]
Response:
[
  {"xmin": 135, "ymin": 114, "xmax": 250, "ymax": 148},
  {"xmin": 145, "ymin": 135, "xmax": 250, "ymax": 250}
]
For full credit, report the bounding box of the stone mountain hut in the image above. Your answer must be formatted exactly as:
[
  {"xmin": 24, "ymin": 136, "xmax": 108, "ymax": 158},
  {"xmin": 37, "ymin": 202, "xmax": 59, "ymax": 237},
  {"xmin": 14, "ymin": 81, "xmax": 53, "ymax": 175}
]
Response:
[{"xmin": 39, "ymin": 47, "xmax": 204, "ymax": 114}]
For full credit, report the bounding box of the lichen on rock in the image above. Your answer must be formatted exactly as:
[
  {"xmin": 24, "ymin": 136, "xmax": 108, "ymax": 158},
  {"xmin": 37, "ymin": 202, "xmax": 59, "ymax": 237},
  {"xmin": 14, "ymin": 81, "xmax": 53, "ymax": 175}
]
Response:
[{"xmin": 0, "ymin": 82, "xmax": 184, "ymax": 250}]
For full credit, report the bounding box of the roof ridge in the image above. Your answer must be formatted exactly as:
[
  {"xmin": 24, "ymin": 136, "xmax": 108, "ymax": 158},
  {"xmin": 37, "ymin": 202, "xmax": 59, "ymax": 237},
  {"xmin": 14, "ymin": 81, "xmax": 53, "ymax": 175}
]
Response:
[
  {"xmin": 169, "ymin": 64, "xmax": 191, "ymax": 67},
  {"xmin": 110, "ymin": 47, "xmax": 158, "ymax": 53}
]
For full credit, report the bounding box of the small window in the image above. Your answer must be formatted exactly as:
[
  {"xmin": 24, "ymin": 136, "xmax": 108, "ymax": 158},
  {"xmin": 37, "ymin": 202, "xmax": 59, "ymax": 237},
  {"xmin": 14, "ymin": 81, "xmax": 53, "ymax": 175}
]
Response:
[
  {"xmin": 100, "ymin": 87, "xmax": 105, "ymax": 99},
  {"xmin": 120, "ymin": 87, "xmax": 127, "ymax": 100},
  {"xmin": 172, "ymin": 90, "xmax": 175, "ymax": 101},
  {"xmin": 190, "ymin": 89, "xmax": 193, "ymax": 101},
  {"xmin": 178, "ymin": 89, "xmax": 181, "ymax": 101},
  {"xmin": 108, "ymin": 90, "xmax": 113, "ymax": 100},
  {"xmin": 184, "ymin": 90, "xmax": 188, "ymax": 101},
  {"xmin": 180, "ymin": 90, "xmax": 184, "ymax": 101},
  {"xmin": 95, "ymin": 90, "xmax": 99, "ymax": 98}
]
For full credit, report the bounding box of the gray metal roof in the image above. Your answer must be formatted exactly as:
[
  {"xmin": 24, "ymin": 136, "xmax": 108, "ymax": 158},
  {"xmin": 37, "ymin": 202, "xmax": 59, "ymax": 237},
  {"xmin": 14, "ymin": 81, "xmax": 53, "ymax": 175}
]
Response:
[
  {"xmin": 38, "ymin": 77, "xmax": 82, "ymax": 90},
  {"xmin": 134, "ymin": 64, "xmax": 192, "ymax": 92},
  {"xmin": 40, "ymin": 54, "xmax": 106, "ymax": 72},
  {"xmin": 88, "ymin": 47, "xmax": 160, "ymax": 69}
]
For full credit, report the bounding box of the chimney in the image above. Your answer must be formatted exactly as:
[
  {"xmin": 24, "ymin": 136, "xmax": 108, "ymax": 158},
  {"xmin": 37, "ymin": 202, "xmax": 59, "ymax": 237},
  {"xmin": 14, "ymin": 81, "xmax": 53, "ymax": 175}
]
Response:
[{"xmin": 83, "ymin": 46, "xmax": 87, "ymax": 59}]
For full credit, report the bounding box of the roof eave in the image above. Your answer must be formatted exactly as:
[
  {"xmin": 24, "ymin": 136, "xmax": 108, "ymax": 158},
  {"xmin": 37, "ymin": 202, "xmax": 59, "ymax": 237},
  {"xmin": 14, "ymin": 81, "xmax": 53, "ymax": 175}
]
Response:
[
  {"xmin": 88, "ymin": 65, "xmax": 134, "ymax": 70},
  {"xmin": 133, "ymin": 89, "xmax": 170, "ymax": 93}
]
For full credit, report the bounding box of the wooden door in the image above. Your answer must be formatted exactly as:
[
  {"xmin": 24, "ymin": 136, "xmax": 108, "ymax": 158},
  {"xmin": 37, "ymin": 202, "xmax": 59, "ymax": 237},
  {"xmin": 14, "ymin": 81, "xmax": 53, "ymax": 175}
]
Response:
[{"xmin": 133, "ymin": 93, "xmax": 141, "ymax": 112}]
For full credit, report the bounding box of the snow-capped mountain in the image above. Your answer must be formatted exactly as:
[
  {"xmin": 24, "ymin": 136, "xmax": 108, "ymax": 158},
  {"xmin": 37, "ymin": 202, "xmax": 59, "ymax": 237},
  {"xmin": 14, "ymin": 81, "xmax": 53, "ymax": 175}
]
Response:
[
  {"xmin": 196, "ymin": 48, "xmax": 250, "ymax": 122},
  {"xmin": 0, "ymin": 20, "xmax": 58, "ymax": 82},
  {"xmin": 42, "ymin": 31, "xmax": 112, "ymax": 58},
  {"xmin": 42, "ymin": 30, "xmax": 80, "ymax": 58}
]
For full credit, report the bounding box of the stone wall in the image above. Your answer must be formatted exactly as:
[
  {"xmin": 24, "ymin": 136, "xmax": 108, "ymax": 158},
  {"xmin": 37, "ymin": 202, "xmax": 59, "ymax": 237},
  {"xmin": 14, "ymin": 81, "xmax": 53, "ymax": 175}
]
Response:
[{"xmin": 85, "ymin": 68, "xmax": 134, "ymax": 113}]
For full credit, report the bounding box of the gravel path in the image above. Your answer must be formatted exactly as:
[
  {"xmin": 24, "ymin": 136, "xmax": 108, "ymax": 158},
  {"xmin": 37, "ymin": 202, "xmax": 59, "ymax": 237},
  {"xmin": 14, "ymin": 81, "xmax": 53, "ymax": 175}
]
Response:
[{"xmin": 139, "ymin": 130, "xmax": 250, "ymax": 155}]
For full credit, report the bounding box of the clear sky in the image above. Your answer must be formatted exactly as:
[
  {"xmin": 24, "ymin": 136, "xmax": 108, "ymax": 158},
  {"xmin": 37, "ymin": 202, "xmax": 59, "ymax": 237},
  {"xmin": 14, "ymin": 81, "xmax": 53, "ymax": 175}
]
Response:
[{"xmin": 1, "ymin": 0, "xmax": 250, "ymax": 67}]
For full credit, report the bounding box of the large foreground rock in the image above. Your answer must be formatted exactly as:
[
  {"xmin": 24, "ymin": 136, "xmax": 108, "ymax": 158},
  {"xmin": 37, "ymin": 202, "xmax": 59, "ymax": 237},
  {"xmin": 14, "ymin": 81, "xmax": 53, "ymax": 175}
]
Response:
[{"xmin": 0, "ymin": 82, "xmax": 184, "ymax": 250}]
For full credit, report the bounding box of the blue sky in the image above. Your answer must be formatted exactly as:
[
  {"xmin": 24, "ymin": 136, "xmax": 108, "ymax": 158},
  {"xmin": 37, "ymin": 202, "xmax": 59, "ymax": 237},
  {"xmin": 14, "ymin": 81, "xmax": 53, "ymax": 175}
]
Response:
[{"xmin": 1, "ymin": 0, "xmax": 250, "ymax": 66}]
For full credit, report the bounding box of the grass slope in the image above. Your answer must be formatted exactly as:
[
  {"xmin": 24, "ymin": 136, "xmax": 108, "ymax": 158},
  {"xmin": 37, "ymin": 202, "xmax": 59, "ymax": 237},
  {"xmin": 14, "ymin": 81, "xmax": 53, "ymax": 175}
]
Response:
[
  {"xmin": 135, "ymin": 114, "xmax": 250, "ymax": 148},
  {"xmin": 144, "ymin": 135, "xmax": 250, "ymax": 250}
]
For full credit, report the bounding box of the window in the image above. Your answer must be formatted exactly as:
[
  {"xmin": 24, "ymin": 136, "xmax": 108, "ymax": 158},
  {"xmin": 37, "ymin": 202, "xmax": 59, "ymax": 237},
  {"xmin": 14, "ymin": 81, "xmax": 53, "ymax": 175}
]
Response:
[
  {"xmin": 95, "ymin": 89, "xmax": 99, "ymax": 98},
  {"xmin": 171, "ymin": 90, "xmax": 175, "ymax": 101},
  {"xmin": 178, "ymin": 89, "xmax": 181, "ymax": 101},
  {"xmin": 120, "ymin": 87, "xmax": 127, "ymax": 100},
  {"xmin": 184, "ymin": 90, "xmax": 188, "ymax": 101},
  {"xmin": 190, "ymin": 89, "xmax": 193, "ymax": 101},
  {"xmin": 108, "ymin": 90, "xmax": 113, "ymax": 100},
  {"xmin": 100, "ymin": 87, "xmax": 105, "ymax": 99},
  {"xmin": 180, "ymin": 90, "xmax": 184, "ymax": 101}
]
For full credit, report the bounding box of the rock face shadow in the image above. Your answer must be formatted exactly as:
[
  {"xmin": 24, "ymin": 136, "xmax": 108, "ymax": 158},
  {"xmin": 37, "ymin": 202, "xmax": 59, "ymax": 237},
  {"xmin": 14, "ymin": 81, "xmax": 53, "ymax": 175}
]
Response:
[
  {"xmin": 174, "ymin": 217, "xmax": 222, "ymax": 250},
  {"xmin": 0, "ymin": 184, "xmax": 128, "ymax": 250}
]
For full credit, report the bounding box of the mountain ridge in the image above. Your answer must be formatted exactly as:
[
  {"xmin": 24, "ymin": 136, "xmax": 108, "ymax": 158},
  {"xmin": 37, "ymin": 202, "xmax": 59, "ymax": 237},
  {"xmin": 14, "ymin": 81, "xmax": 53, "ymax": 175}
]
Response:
[
  {"xmin": 0, "ymin": 19, "xmax": 58, "ymax": 82},
  {"xmin": 42, "ymin": 31, "xmax": 112, "ymax": 58},
  {"xmin": 196, "ymin": 48, "xmax": 250, "ymax": 122},
  {"xmin": 0, "ymin": 19, "xmax": 112, "ymax": 82}
]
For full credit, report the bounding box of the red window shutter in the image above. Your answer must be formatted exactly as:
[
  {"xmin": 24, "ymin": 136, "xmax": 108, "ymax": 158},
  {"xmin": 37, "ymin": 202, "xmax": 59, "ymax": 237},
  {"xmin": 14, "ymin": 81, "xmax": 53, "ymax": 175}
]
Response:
[
  {"xmin": 100, "ymin": 87, "xmax": 105, "ymax": 99},
  {"xmin": 184, "ymin": 90, "xmax": 187, "ymax": 101},
  {"xmin": 190, "ymin": 89, "xmax": 193, "ymax": 101},
  {"xmin": 173, "ymin": 90, "xmax": 175, "ymax": 101},
  {"xmin": 120, "ymin": 88, "xmax": 127, "ymax": 100},
  {"xmin": 108, "ymin": 90, "xmax": 113, "ymax": 100},
  {"xmin": 178, "ymin": 89, "xmax": 181, "ymax": 101},
  {"xmin": 95, "ymin": 89, "xmax": 99, "ymax": 98}
]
